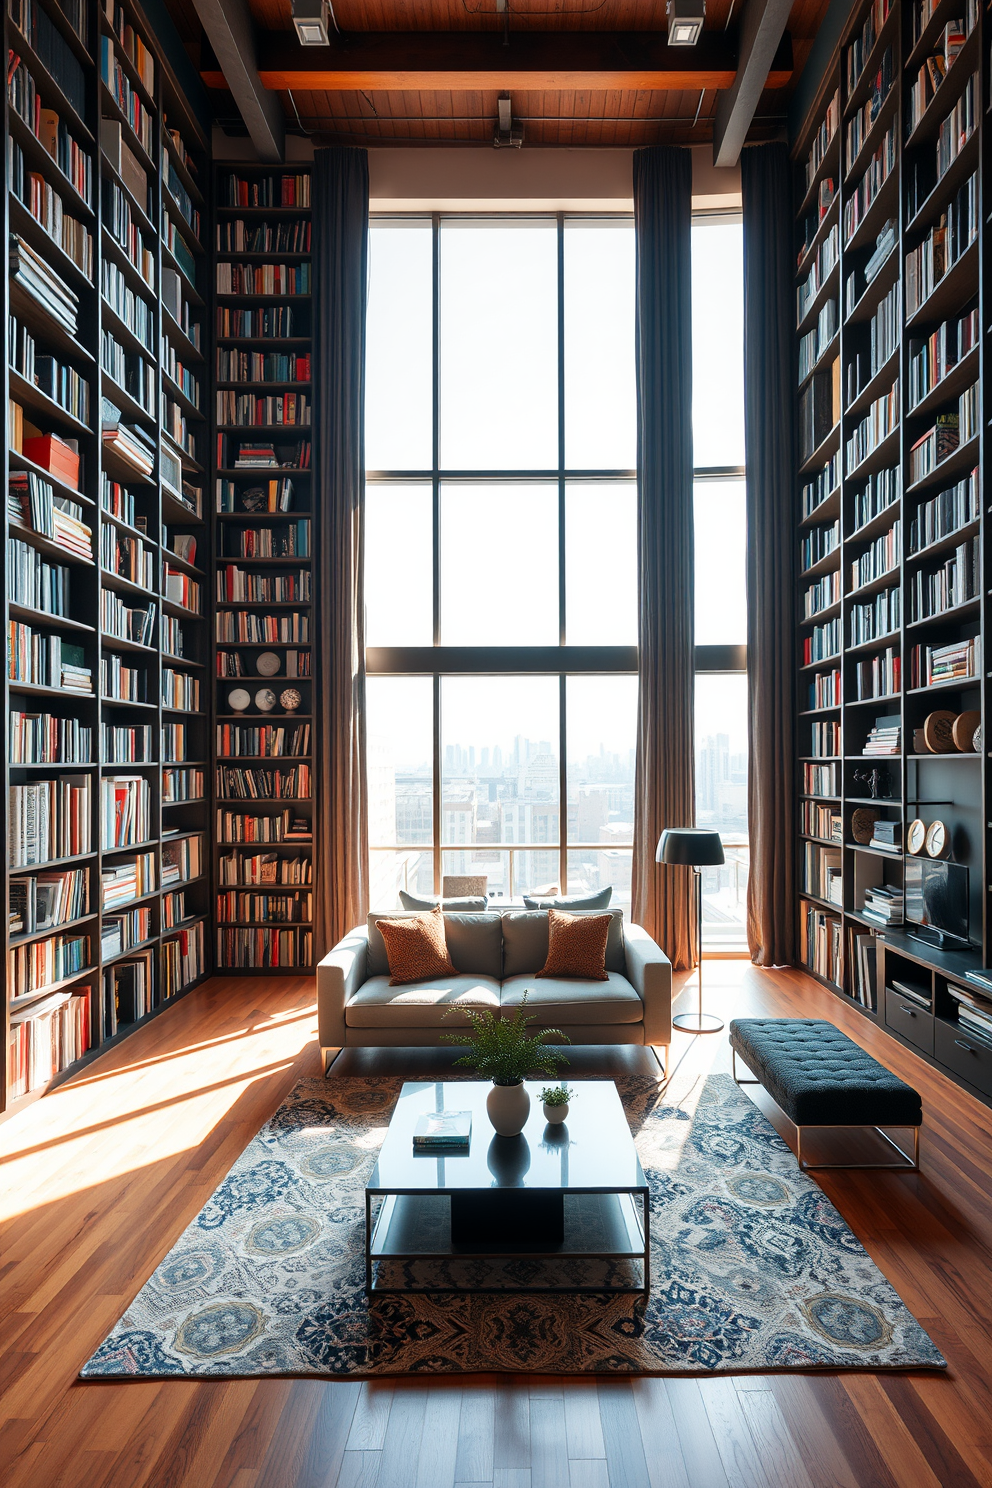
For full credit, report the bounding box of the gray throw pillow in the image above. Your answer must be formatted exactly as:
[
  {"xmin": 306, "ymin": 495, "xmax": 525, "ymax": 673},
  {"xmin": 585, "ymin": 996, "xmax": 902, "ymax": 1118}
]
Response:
[
  {"xmin": 522, "ymin": 887, "xmax": 613, "ymax": 911},
  {"xmin": 399, "ymin": 891, "xmax": 488, "ymax": 913}
]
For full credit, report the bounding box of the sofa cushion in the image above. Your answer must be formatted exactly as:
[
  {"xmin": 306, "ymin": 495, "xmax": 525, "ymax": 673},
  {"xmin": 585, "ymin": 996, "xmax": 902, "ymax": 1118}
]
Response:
[
  {"xmin": 399, "ymin": 892, "xmax": 488, "ymax": 913},
  {"xmin": 368, "ymin": 911, "xmax": 502, "ymax": 978},
  {"xmin": 537, "ymin": 907, "xmax": 611, "ymax": 981},
  {"xmin": 523, "ymin": 887, "xmax": 613, "ymax": 910},
  {"xmin": 500, "ymin": 972, "xmax": 642, "ymax": 1025},
  {"xmin": 346, "ymin": 974, "xmax": 501, "ymax": 1028},
  {"xmin": 501, "ymin": 909, "xmax": 625, "ymax": 977}
]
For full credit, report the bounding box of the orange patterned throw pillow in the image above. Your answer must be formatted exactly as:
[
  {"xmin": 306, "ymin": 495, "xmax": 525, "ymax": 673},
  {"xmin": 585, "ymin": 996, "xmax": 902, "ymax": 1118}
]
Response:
[
  {"xmin": 378, "ymin": 906, "xmax": 456, "ymax": 986},
  {"xmin": 536, "ymin": 907, "xmax": 611, "ymax": 981}
]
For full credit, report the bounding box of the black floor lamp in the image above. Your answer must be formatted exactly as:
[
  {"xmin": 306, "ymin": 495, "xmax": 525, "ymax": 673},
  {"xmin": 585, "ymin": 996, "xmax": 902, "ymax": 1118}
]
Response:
[{"xmin": 656, "ymin": 828, "xmax": 726, "ymax": 1034}]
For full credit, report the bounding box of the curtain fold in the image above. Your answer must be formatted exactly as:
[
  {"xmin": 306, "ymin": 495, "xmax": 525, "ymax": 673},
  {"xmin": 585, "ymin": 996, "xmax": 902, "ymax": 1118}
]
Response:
[
  {"xmin": 312, "ymin": 147, "xmax": 370, "ymax": 958},
  {"xmin": 630, "ymin": 146, "xmax": 696, "ymax": 970},
  {"xmin": 741, "ymin": 143, "xmax": 798, "ymax": 967}
]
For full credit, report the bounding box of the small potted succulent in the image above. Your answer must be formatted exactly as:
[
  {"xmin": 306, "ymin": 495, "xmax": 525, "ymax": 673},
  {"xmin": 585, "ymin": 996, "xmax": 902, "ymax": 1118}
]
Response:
[
  {"xmin": 442, "ymin": 992, "xmax": 568, "ymax": 1137},
  {"xmin": 541, "ymin": 1085, "xmax": 575, "ymax": 1124}
]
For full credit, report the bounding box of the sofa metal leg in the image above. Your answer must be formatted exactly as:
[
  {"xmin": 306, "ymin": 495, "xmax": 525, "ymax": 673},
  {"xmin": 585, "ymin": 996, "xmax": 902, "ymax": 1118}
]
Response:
[
  {"xmin": 650, "ymin": 1044, "xmax": 669, "ymax": 1079},
  {"xmin": 321, "ymin": 1047, "xmax": 342, "ymax": 1077}
]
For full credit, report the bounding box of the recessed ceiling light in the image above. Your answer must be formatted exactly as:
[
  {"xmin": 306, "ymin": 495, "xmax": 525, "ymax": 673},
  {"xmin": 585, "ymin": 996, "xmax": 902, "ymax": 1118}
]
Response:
[
  {"xmin": 667, "ymin": 0, "xmax": 705, "ymax": 47},
  {"xmin": 292, "ymin": 0, "xmax": 329, "ymax": 47}
]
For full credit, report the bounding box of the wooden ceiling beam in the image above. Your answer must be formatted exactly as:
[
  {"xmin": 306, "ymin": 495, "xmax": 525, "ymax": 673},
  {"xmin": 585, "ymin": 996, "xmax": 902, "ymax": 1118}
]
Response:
[{"xmin": 199, "ymin": 30, "xmax": 794, "ymax": 93}]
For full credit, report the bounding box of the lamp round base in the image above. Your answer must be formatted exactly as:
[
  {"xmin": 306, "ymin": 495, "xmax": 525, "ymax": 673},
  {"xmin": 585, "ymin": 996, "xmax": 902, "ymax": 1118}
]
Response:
[{"xmin": 672, "ymin": 1012, "xmax": 725, "ymax": 1035}]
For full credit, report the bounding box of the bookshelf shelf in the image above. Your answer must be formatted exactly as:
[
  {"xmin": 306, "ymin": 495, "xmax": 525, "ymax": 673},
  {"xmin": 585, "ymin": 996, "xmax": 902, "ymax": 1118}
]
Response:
[{"xmin": 792, "ymin": 0, "xmax": 990, "ymax": 1100}]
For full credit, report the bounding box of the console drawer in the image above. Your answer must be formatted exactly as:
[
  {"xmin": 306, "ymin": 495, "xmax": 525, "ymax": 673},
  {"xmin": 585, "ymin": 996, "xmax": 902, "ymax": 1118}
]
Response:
[
  {"xmin": 884, "ymin": 988, "xmax": 934, "ymax": 1056},
  {"xmin": 935, "ymin": 1019, "xmax": 992, "ymax": 1099}
]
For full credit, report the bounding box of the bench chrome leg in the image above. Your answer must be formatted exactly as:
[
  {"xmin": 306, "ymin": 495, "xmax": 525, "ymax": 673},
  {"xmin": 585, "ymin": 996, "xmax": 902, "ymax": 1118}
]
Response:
[
  {"xmin": 731, "ymin": 1048, "xmax": 760, "ymax": 1085},
  {"xmin": 797, "ymin": 1123, "xmax": 920, "ymax": 1172}
]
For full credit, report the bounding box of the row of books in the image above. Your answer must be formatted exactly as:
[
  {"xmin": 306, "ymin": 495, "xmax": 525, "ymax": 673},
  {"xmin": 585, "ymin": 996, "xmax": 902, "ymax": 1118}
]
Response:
[
  {"xmin": 9, "ymin": 866, "xmax": 88, "ymax": 936},
  {"xmin": 908, "ymin": 467, "xmax": 979, "ymax": 553},
  {"xmin": 216, "ymin": 477, "xmax": 296, "ymax": 512},
  {"xmin": 100, "ymin": 36, "xmax": 154, "ymax": 155},
  {"xmin": 8, "ymin": 534, "xmax": 71, "ymax": 614},
  {"xmin": 853, "ymin": 646, "xmax": 900, "ymax": 701},
  {"xmin": 797, "ymin": 223, "xmax": 839, "ymax": 326},
  {"xmin": 852, "ymin": 466, "xmax": 899, "ymax": 532},
  {"xmin": 104, "ymin": 0, "xmax": 155, "ymax": 91},
  {"xmin": 7, "ymin": 776, "xmax": 90, "ymax": 867},
  {"xmin": 935, "ymin": 73, "xmax": 976, "ymax": 177},
  {"xmin": 844, "ymin": 219, "xmax": 896, "ymax": 316},
  {"xmin": 101, "ymin": 259, "xmax": 155, "ymax": 351},
  {"xmin": 102, "ymin": 721, "xmax": 153, "ymax": 762},
  {"xmin": 9, "ymin": 320, "xmax": 91, "ymax": 424},
  {"xmin": 845, "ymin": 0, "xmax": 892, "ymax": 95},
  {"xmin": 850, "ymin": 519, "xmax": 900, "ymax": 591},
  {"xmin": 101, "ymin": 476, "xmax": 139, "ymax": 527},
  {"xmin": 216, "ymin": 927, "xmax": 313, "ymax": 967},
  {"xmin": 809, "ymin": 721, "xmax": 841, "ymax": 758},
  {"xmin": 862, "ymin": 715, "xmax": 900, "ymax": 755},
  {"xmin": 799, "ymin": 361, "xmax": 840, "ymax": 463},
  {"xmin": 850, "ymin": 584, "xmax": 900, "ymax": 647},
  {"xmin": 216, "ymin": 306, "xmax": 297, "ymax": 340},
  {"xmin": 103, "ymin": 952, "xmax": 152, "ymax": 1035},
  {"xmin": 808, "ymin": 668, "xmax": 841, "ymax": 709},
  {"xmin": 846, "ymin": 379, "xmax": 899, "ymax": 475},
  {"xmin": 162, "ymin": 341, "xmax": 200, "ymax": 407},
  {"xmin": 216, "ymin": 219, "xmax": 311, "ymax": 253},
  {"xmin": 7, "ymin": 987, "xmax": 91, "ymax": 1099},
  {"xmin": 215, "ymin": 393, "xmax": 311, "ymax": 427},
  {"xmin": 216, "ymin": 723, "xmax": 311, "ymax": 758},
  {"xmin": 6, "ymin": 52, "xmax": 91, "ymax": 201},
  {"xmin": 7, "ymin": 138, "xmax": 94, "ymax": 279},
  {"xmin": 102, "ymin": 852, "xmax": 155, "ymax": 909},
  {"xmin": 218, "ymin": 851, "xmax": 313, "ymax": 885},
  {"xmin": 100, "ymin": 653, "xmax": 145, "ymax": 702},
  {"xmin": 102, "ymin": 905, "xmax": 152, "ymax": 960},
  {"xmin": 909, "ymin": 308, "xmax": 978, "ymax": 412},
  {"xmin": 163, "ymin": 567, "xmax": 201, "ymax": 612},
  {"xmin": 162, "ymin": 890, "xmax": 188, "ymax": 929},
  {"xmin": 798, "ymin": 299, "xmax": 837, "ymax": 384},
  {"xmin": 802, "ymin": 902, "xmax": 842, "ymax": 986},
  {"xmin": 162, "ymin": 669, "xmax": 200, "ymax": 711},
  {"xmin": 217, "ymin": 649, "xmax": 310, "ymax": 678},
  {"xmin": 844, "ymin": 43, "xmax": 892, "ymax": 176},
  {"xmin": 161, "ymin": 921, "xmax": 205, "ymax": 995},
  {"xmin": 9, "ymin": 473, "xmax": 92, "ymax": 559},
  {"xmin": 9, "ymin": 708, "xmax": 92, "ymax": 764},
  {"xmin": 162, "ymin": 768, "xmax": 205, "ymax": 803},
  {"xmin": 217, "ymin": 810, "xmax": 310, "ymax": 843},
  {"xmin": 803, "ymin": 569, "xmax": 840, "ymax": 619},
  {"xmin": 101, "ymin": 775, "xmax": 151, "ymax": 849},
  {"xmin": 219, "ymin": 173, "xmax": 311, "ymax": 208},
  {"xmin": 802, "ymin": 801, "xmax": 841, "ymax": 841},
  {"xmin": 216, "ymin": 567, "xmax": 311, "ymax": 604},
  {"xmin": 101, "ymin": 588, "xmax": 155, "ymax": 645},
  {"xmin": 216, "ymin": 892, "xmax": 312, "ymax": 923},
  {"xmin": 7, "ymin": 621, "xmax": 91, "ymax": 692},
  {"xmin": 224, "ymin": 521, "xmax": 310, "ymax": 559},
  {"xmin": 215, "ymin": 611, "xmax": 311, "ymax": 643},
  {"xmin": 10, "ymin": 234, "xmax": 79, "ymax": 335},
  {"xmin": 216, "ymin": 765, "xmax": 312, "ymax": 800},
  {"xmin": 909, "ymin": 635, "xmax": 979, "ymax": 688},
  {"xmin": 163, "ymin": 209, "xmax": 197, "ymax": 284},
  {"xmin": 103, "ymin": 177, "xmax": 155, "ymax": 287},
  {"xmin": 9, "ymin": 0, "xmax": 87, "ymax": 106},
  {"xmin": 101, "ymin": 526, "xmax": 155, "ymax": 587},
  {"xmin": 165, "ymin": 164, "xmax": 201, "ymax": 243},
  {"xmin": 161, "ymin": 614, "xmax": 188, "ymax": 659},
  {"xmin": 163, "ymin": 722, "xmax": 191, "ymax": 761},
  {"xmin": 843, "ymin": 121, "xmax": 896, "ymax": 246},
  {"xmin": 802, "ymin": 842, "xmax": 842, "ymax": 903},
  {"xmin": 909, "ymin": 535, "xmax": 979, "ymax": 621},
  {"xmin": 8, "ymin": 929, "xmax": 88, "ymax": 999},
  {"xmin": 218, "ymin": 437, "xmax": 312, "ymax": 470},
  {"xmin": 162, "ymin": 833, "xmax": 202, "ymax": 886},
  {"xmin": 850, "ymin": 931, "xmax": 877, "ymax": 1010},
  {"xmin": 216, "ymin": 263, "xmax": 311, "ymax": 296},
  {"xmin": 217, "ymin": 351, "xmax": 310, "ymax": 384},
  {"xmin": 101, "ymin": 332, "xmax": 156, "ymax": 416},
  {"xmin": 905, "ymin": 174, "xmax": 977, "ymax": 315},
  {"xmin": 801, "ymin": 454, "xmax": 840, "ymax": 520}
]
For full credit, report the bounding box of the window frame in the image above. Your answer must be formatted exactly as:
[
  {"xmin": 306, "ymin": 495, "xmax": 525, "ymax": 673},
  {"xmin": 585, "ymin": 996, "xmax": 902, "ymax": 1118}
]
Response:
[{"xmin": 365, "ymin": 210, "xmax": 746, "ymax": 901}]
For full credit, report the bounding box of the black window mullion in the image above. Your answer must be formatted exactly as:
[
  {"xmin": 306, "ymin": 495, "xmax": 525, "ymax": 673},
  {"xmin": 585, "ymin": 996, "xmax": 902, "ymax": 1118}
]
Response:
[
  {"xmin": 558, "ymin": 214, "xmax": 568, "ymax": 890},
  {"xmin": 432, "ymin": 213, "xmax": 442, "ymax": 893}
]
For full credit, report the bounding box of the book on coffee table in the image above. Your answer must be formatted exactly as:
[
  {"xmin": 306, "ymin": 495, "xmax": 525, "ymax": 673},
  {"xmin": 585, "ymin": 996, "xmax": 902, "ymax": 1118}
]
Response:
[{"xmin": 412, "ymin": 1111, "xmax": 472, "ymax": 1150}]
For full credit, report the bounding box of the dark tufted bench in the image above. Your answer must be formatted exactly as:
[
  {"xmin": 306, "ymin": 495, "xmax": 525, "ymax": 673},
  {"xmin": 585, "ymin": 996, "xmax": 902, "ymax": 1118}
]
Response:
[{"xmin": 729, "ymin": 1018, "xmax": 922, "ymax": 1171}]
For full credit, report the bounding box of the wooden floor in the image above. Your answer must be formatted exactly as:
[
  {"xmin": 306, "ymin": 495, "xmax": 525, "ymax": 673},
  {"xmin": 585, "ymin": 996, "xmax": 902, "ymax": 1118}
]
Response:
[{"xmin": 2, "ymin": 962, "xmax": 992, "ymax": 1488}]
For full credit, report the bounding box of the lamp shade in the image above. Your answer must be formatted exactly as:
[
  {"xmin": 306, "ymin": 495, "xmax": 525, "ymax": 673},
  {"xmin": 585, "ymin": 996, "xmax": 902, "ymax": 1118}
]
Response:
[{"xmin": 656, "ymin": 828, "xmax": 725, "ymax": 867}]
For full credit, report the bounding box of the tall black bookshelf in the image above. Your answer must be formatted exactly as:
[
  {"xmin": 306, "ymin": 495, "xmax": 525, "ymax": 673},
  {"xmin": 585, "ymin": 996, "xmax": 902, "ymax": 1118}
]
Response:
[
  {"xmin": 794, "ymin": 0, "xmax": 992, "ymax": 1107},
  {"xmin": 211, "ymin": 163, "xmax": 315, "ymax": 975},
  {"xmin": 3, "ymin": 0, "xmax": 211, "ymax": 1119}
]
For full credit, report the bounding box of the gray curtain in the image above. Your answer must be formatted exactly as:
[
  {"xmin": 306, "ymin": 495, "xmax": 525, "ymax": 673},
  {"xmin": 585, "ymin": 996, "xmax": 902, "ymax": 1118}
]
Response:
[
  {"xmin": 741, "ymin": 143, "xmax": 797, "ymax": 966},
  {"xmin": 630, "ymin": 146, "xmax": 696, "ymax": 970},
  {"xmin": 312, "ymin": 147, "xmax": 370, "ymax": 958}
]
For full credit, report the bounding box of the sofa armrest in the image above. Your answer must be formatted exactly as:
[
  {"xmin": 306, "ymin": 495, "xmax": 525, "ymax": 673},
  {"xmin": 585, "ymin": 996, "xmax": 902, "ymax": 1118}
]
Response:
[
  {"xmin": 625, "ymin": 923, "xmax": 672, "ymax": 1046},
  {"xmin": 317, "ymin": 926, "xmax": 369, "ymax": 1051}
]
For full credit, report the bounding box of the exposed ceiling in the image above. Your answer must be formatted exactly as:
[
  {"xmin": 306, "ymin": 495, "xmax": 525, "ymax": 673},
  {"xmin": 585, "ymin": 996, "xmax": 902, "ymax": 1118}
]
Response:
[{"xmin": 164, "ymin": 0, "xmax": 833, "ymax": 150}]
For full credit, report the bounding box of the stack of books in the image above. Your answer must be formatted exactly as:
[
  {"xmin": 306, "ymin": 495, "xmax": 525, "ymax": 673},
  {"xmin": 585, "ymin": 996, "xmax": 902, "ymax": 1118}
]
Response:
[
  {"xmin": 101, "ymin": 400, "xmax": 155, "ymax": 476},
  {"xmin": 869, "ymin": 820, "xmax": 902, "ymax": 853},
  {"xmin": 910, "ymin": 635, "xmax": 980, "ymax": 687},
  {"xmin": 888, "ymin": 974, "xmax": 931, "ymax": 1009},
  {"xmin": 233, "ymin": 443, "xmax": 276, "ymax": 468},
  {"xmin": 8, "ymin": 473, "xmax": 93, "ymax": 559},
  {"xmin": 412, "ymin": 1112, "xmax": 472, "ymax": 1152},
  {"xmin": 949, "ymin": 974, "xmax": 992, "ymax": 1041},
  {"xmin": 10, "ymin": 237, "xmax": 79, "ymax": 335},
  {"xmin": 863, "ymin": 714, "xmax": 901, "ymax": 755},
  {"xmin": 102, "ymin": 854, "xmax": 156, "ymax": 910},
  {"xmin": 862, "ymin": 884, "xmax": 903, "ymax": 926}
]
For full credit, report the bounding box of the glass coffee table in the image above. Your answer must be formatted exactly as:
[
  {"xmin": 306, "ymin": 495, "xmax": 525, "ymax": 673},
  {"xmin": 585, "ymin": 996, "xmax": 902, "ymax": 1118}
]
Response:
[{"xmin": 364, "ymin": 1080, "xmax": 649, "ymax": 1295}]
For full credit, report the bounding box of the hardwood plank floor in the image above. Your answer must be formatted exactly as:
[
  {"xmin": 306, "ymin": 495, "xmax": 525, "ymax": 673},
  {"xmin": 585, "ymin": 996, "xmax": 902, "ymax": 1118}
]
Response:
[{"xmin": 2, "ymin": 962, "xmax": 992, "ymax": 1488}]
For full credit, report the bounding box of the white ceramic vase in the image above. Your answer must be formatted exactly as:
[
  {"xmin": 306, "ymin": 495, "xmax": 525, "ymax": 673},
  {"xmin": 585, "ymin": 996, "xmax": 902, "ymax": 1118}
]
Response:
[
  {"xmin": 543, "ymin": 1102, "xmax": 569, "ymax": 1124},
  {"xmin": 487, "ymin": 1081, "xmax": 530, "ymax": 1137}
]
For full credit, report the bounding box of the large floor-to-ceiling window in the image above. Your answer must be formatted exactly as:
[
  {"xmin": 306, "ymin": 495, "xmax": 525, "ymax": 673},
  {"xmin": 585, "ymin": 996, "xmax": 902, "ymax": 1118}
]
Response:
[{"xmin": 364, "ymin": 211, "xmax": 747, "ymax": 944}]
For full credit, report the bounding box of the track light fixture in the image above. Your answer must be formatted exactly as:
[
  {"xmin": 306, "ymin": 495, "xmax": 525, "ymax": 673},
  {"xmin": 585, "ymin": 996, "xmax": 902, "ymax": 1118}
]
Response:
[
  {"xmin": 666, "ymin": 0, "xmax": 705, "ymax": 46},
  {"xmin": 292, "ymin": 0, "xmax": 330, "ymax": 47},
  {"xmin": 494, "ymin": 95, "xmax": 523, "ymax": 148}
]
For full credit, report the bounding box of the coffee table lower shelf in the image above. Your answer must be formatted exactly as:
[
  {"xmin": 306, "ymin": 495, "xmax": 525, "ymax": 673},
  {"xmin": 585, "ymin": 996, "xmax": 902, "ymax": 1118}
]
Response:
[{"xmin": 365, "ymin": 1189, "xmax": 650, "ymax": 1295}]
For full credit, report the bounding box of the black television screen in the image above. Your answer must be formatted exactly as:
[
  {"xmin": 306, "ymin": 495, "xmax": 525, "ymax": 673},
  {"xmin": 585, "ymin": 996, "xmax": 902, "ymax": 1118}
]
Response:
[{"xmin": 904, "ymin": 859, "xmax": 970, "ymax": 945}]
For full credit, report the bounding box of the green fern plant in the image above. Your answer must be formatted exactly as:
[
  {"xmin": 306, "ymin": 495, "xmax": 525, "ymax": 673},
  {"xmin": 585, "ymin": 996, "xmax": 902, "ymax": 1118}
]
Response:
[{"xmin": 441, "ymin": 992, "xmax": 569, "ymax": 1085}]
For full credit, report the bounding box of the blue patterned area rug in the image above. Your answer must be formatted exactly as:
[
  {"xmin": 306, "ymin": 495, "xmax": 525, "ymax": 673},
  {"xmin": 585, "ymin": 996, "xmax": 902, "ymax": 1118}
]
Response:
[{"xmin": 81, "ymin": 1071, "xmax": 945, "ymax": 1378}]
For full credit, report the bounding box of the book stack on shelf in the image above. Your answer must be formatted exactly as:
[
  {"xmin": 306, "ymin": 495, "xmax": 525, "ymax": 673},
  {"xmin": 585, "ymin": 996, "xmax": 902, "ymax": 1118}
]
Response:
[
  {"xmin": 791, "ymin": 0, "xmax": 990, "ymax": 1108},
  {"xmin": 2, "ymin": 0, "xmax": 212, "ymax": 1119},
  {"xmin": 212, "ymin": 165, "xmax": 315, "ymax": 973}
]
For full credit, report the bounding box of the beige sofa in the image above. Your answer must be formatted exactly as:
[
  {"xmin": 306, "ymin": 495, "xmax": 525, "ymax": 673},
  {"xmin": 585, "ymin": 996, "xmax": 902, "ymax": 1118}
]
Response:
[{"xmin": 316, "ymin": 908, "xmax": 672, "ymax": 1074}]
